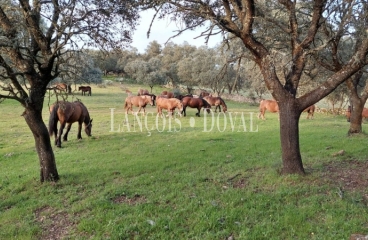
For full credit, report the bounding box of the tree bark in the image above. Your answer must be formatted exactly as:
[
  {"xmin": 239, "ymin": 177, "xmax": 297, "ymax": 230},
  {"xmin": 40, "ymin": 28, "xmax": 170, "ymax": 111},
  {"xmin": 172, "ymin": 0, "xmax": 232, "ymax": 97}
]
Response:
[
  {"xmin": 347, "ymin": 98, "xmax": 364, "ymax": 134},
  {"xmin": 278, "ymin": 99, "xmax": 305, "ymax": 174},
  {"xmin": 23, "ymin": 108, "xmax": 59, "ymax": 182},
  {"xmin": 22, "ymin": 86, "xmax": 59, "ymax": 182}
]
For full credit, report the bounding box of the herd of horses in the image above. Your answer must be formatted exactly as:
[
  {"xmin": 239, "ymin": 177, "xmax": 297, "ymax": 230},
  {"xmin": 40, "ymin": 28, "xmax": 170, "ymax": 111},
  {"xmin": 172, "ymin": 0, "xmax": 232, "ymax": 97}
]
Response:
[
  {"xmin": 47, "ymin": 86, "xmax": 368, "ymax": 148},
  {"xmin": 124, "ymin": 89, "xmax": 228, "ymax": 118},
  {"xmin": 50, "ymin": 83, "xmax": 92, "ymax": 96}
]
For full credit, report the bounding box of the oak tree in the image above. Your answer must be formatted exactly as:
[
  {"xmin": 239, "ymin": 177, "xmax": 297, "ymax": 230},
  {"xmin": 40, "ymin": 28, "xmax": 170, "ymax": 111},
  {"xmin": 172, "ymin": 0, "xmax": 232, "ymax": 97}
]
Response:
[{"xmin": 0, "ymin": 0, "xmax": 138, "ymax": 182}]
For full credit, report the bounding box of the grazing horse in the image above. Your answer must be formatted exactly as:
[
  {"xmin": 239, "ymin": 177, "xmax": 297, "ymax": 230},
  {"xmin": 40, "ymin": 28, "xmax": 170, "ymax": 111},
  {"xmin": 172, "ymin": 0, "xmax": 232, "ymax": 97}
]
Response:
[
  {"xmin": 303, "ymin": 105, "xmax": 315, "ymax": 119},
  {"xmin": 79, "ymin": 86, "xmax": 92, "ymax": 96},
  {"xmin": 124, "ymin": 95, "xmax": 154, "ymax": 115},
  {"xmin": 137, "ymin": 89, "xmax": 150, "ymax": 96},
  {"xmin": 203, "ymin": 96, "xmax": 227, "ymax": 113},
  {"xmin": 48, "ymin": 101, "xmax": 93, "ymax": 148},
  {"xmin": 156, "ymin": 96, "xmax": 184, "ymax": 117},
  {"xmin": 258, "ymin": 99, "xmax": 279, "ymax": 120},
  {"xmin": 182, "ymin": 96, "xmax": 211, "ymax": 117},
  {"xmin": 346, "ymin": 105, "xmax": 368, "ymax": 122}
]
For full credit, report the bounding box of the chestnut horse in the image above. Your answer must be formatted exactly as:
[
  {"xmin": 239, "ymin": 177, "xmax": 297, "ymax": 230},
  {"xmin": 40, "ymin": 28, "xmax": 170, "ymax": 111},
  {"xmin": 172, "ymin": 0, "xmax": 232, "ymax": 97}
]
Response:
[
  {"xmin": 258, "ymin": 99, "xmax": 316, "ymax": 120},
  {"xmin": 137, "ymin": 89, "xmax": 150, "ymax": 96},
  {"xmin": 258, "ymin": 99, "xmax": 279, "ymax": 120},
  {"xmin": 200, "ymin": 91, "xmax": 211, "ymax": 98},
  {"xmin": 156, "ymin": 96, "xmax": 183, "ymax": 117},
  {"xmin": 79, "ymin": 86, "xmax": 91, "ymax": 96},
  {"xmin": 182, "ymin": 96, "xmax": 211, "ymax": 117},
  {"xmin": 303, "ymin": 105, "xmax": 315, "ymax": 119},
  {"xmin": 53, "ymin": 83, "xmax": 71, "ymax": 93},
  {"xmin": 161, "ymin": 91, "xmax": 175, "ymax": 98},
  {"xmin": 124, "ymin": 95, "xmax": 154, "ymax": 115},
  {"xmin": 48, "ymin": 101, "xmax": 93, "ymax": 148},
  {"xmin": 203, "ymin": 96, "xmax": 227, "ymax": 113},
  {"xmin": 346, "ymin": 106, "xmax": 368, "ymax": 122},
  {"xmin": 137, "ymin": 89, "xmax": 156, "ymax": 105}
]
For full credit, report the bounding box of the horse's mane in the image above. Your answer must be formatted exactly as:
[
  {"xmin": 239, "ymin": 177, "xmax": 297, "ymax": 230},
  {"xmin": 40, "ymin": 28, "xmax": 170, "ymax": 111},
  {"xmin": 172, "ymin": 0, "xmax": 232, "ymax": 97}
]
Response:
[{"xmin": 219, "ymin": 97, "xmax": 227, "ymax": 107}]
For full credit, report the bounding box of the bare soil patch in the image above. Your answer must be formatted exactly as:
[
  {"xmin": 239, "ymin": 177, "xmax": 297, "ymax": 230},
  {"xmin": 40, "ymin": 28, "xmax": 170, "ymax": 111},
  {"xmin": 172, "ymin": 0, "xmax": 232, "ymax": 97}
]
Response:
[
  {"xmin": 35, "ymin": 206, "xmax": 75, "ymax": 240},
  {"xmin": 112, "ymin": 194, "xmax": 146, "ymax": 205},
  {"xmin": 321, "ymin": 159, "xmax": 368, "ymax": 201}
]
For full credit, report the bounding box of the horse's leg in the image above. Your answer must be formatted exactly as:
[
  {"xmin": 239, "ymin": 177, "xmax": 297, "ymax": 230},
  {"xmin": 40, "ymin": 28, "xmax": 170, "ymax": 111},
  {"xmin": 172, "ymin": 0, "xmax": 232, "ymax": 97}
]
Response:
[
  {"xmin": 218, "ymin": 105, "xmax": 222, "ymax": 112},
  {"xmin": 77, "ymin": 121, "xmax": 82, "ymax": 139},
  {"xmin": 183, "ymin": 106, "xmax": 187, "ymax": 117},
  {"xmin": 196, "ymin": 107, "xmax": 200, "ymax": 117},
  {"xmin": 136, "ymin": 106, "xmax": 142, "ymax": 115},
  {"xmin": 63, "ymin": 123, "xmax": 72, "ymax": 141},
  {"xmin": 56, "ymin": 123, "xmax": 66, "ymax": 147}
]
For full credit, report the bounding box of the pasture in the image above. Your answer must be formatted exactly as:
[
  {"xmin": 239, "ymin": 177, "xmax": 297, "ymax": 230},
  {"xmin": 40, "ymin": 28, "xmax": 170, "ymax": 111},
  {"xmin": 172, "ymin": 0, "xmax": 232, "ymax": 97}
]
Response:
[{"xmin": 1, "ymin": 83, "xmax": 368, "ymax": 239}]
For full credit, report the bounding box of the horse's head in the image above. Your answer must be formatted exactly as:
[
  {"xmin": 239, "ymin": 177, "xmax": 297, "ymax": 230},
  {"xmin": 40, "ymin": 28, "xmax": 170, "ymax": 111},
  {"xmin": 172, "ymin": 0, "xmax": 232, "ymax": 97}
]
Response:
[
  {"xmin": 223, "ymin": 105, "xmax": 228, "ymax": 113},
  {"xmin": 346, "ymin": 106, "xmax": 351, "ymax": 122},
  {"xmin": 151, "ymin": 94, "xmax": 156, "ymax": 106},
  {"xmin": 85, "ymin": 118, "xmax": 93, "ymax": 136},
  {"xmin": 176, "ymin": 100, "xmax": 184, "ymax": 112}
]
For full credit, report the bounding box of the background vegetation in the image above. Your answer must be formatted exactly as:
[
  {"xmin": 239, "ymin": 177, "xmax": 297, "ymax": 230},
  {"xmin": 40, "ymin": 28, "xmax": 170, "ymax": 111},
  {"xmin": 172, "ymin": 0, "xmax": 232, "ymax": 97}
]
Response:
[{"xmin": 1, "ymin": 83, "xmax": 368, "ymax": 239}]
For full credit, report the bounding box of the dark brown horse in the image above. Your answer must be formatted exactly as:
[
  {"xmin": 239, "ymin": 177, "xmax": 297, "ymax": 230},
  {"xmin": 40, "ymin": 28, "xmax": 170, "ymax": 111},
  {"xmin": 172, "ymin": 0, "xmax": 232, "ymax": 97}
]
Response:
[
  {"xmin": 303, "ymin": 105, "xmax": 315, "ymax": 119},
  {"xmin": 346, "ymin": 106, "xmax": 368, "ymax": 122},
  {"xmin": 203, "ymin": 96, "xmax": 227, "ymax": 113},
  {"xmin": 79, "ymin": 86, "xmax": 91, "ymax": 96},
  {"xmin": 124, "ymin": 95, "xmax": 154, "ymax": 115},
  {"xmin": 176, "ymin": 94, "xmax": 193, "ymax": 100},
  {"xmin": 48, "ymin": 101, "xmax": 93, "ymax": 147},
  {"xmin": 156, "ymin": 96, "xmax": 183, "ymax": 117},
  {"xmin": 258, "ymin": 99, "xmax": 279, "ymax": 120},
  {"xmin": 182, "ymin": 96, "xmax": 211, "ymax": 117}
]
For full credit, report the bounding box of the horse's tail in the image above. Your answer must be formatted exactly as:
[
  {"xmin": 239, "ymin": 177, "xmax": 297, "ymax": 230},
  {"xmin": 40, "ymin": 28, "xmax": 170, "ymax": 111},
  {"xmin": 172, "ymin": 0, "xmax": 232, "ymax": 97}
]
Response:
[
  {"xmin": 48, "ymin": 104, "xmax": 59, "ymax": 136},
  {"xmin": 124, "ymin": 99, "xmax": 129, "ymax": 110}
]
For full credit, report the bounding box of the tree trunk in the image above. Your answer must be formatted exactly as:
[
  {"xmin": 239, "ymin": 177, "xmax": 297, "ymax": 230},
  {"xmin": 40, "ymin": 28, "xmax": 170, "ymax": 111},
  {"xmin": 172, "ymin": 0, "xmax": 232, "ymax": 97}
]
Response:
[
  {"xmin": 348, "ymin": 99, "xmax": 364, "ymax": 134},
  {"xmin": 23, "ymin": 106, "xmax": 59, "ymax": 182},
  {"xmin": 278, "ymin": 100, "xmax": 305, "ymax": 175}
]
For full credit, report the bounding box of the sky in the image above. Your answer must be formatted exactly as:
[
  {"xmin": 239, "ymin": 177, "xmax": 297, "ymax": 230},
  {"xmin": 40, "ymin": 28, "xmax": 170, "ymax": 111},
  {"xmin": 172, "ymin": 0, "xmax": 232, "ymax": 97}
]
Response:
[{"xmin": 130, "ymin": 10, "xmax": 223, "ymax": 53}]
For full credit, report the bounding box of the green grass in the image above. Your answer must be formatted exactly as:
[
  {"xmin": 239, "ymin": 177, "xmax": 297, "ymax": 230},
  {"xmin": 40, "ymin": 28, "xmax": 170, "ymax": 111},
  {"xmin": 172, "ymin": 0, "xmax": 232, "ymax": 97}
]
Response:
[{"xmin": 1, "ymin": 83, "xmax": 368, "ymax": 239}]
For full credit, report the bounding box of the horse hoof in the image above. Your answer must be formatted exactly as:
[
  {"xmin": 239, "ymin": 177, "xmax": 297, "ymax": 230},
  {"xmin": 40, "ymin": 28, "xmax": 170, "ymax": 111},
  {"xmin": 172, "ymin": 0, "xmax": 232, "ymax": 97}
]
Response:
[{"xmin": 57, "ymin": 145, "xmax": 61, "ymax": 148}]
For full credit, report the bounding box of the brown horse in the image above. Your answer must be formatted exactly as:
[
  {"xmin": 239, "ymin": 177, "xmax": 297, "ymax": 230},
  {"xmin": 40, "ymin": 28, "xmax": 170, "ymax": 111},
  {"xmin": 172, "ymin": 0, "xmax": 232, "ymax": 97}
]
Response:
[
  {"xmin": 303, "ymin": 105, "xmax": 315, "ymax": 119},
  {"xmin": 137, "ymin": 89, "xmax": 150, "ymax": 96},
  {"xmin": 161, "ymin": 91, "xmax": 175, "ymax": 98},
  {"xmin": 200, "ymin": 91, "xmax": 211, "ymax": 98},
  {"xmin": 258, "ymin": 99, "xmax": 279, "ymax": 120},
  {"xmin": 182, "ymin": 96, "xmax": 211, "ymax": 117},
  {"xmin": 125, "ymin": 89, "xmax": 133, "ymax": 96},
  {"xmin": 346, "ymin": 106, "xmax": 368, "ymax": 122},
  {"xmin": 79, "ymin": 86, "xmax": 91, "ymax": 96},
  {"xmin": 53, "ymin": 83, "xmax": 71, "ymax": 93},
  {"xmin": 124, "ymin": 95, "xmax": 154, "ymax": 115},
  {"xmin": 48, "ymin": 101, "xmax": 93, "ymax": 148},
  {"xmin": 156, "ymin": 96, "xmax": 184, "ymax": 117},
  {"xmin": 203, "ymin": 96, "xmax": 227, "ymax": 113},
  {"xmin": 176, "ymin": 94, "xmax": 193, "ymax": 100}
]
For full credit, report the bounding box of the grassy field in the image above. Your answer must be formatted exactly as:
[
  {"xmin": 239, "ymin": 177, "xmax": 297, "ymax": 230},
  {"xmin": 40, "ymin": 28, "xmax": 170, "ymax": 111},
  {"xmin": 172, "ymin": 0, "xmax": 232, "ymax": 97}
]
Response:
[{"xmin": 1, "ymin": 83, "xmax": 368, "ymax": 239}]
